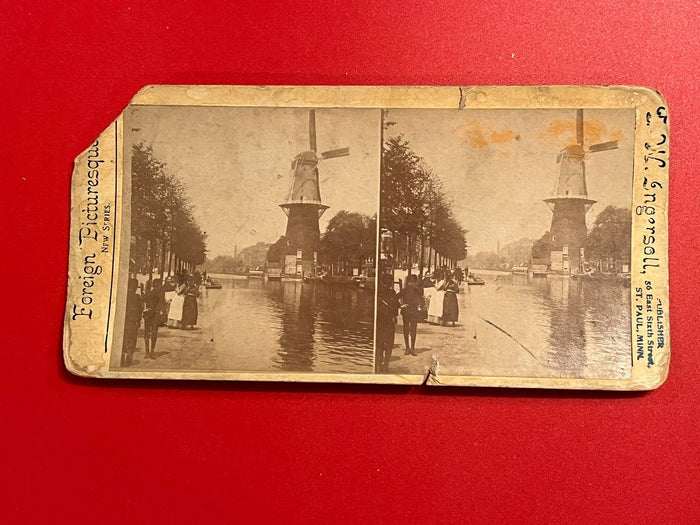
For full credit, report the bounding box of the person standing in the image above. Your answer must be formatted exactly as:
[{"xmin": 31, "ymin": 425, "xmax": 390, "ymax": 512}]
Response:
[
  {"xmin": 121, "ymin": 278, "xmax": 143, "ymax": 367},
  {"xmin": 142, "ymin": 279, "xmax": 166, "ymax": 359},
  {"xmin": 167, "ymin": 275, "xmax": 187, "ymax": 328},
  {"xmin": 398, "ymin": 274, "xmax": 423, "ymax": 355},
  {"xmin": 376, "ymin": 273, "xmax": 400, "ymax": 373},
  {"xmin": 180, "ymin": 276, "xmax": 199, "ymax": 330},
  {"xmin": 427, "ymin": 270, "xmax": 445, "ymax": 324},
  {"xmin": 441, "ymin": 270, "xmax": 460, "ymax": 326}
]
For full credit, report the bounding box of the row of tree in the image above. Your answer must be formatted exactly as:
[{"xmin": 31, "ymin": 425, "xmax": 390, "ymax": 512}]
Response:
[
  {"xmin": 381, "ymin": 132, "xmax": 467, "ymax": 275},
  {"xmin": 131, "ymin": 143, "xmax": 207, "ymax": 279}
]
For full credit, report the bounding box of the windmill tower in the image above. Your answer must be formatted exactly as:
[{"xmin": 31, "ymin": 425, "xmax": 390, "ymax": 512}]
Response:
[
  {"xmin": 544, "ymin": 109, "xmax": 618, "ymax": 273},
  {"xmin": 277, "ymin": 109, "xmax": 350, "ymax": 278}
]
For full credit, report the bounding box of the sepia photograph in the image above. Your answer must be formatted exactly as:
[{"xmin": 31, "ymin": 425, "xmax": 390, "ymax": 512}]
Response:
[
  {"xmin": 114, "ymin": 105, "xmax": 380, "ymax": 373},
  {"xmin": 63, "ymin": 85, "xmax": 668, "ymax": 388},
  {"xmin": 377, "ymin": 107, "xmax": 635, "ymax": 379}
]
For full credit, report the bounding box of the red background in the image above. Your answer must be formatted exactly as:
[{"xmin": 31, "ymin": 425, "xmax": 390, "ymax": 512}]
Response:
[{"xmin": 2, "ymin": 2, "xmax": 699, "ymax": 523}]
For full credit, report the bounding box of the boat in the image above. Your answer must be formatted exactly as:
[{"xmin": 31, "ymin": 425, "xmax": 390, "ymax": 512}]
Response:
[
  {"xmin": 466, "ymin": 277, "xmax": 485, "ymax": 286},
  {"xmin": 511, "ymin": 264, "xmax": 528, "ymax": 275},
  {"xmin": 204, "ymin": 278, "xmax": 223, "ymax": 289},
  {"xmin": 248, "ymin": 267, "xmax": 264, "ymax": 278},
  {"xmin": 529, "ymin": 264, "xmax": 549, "ymax": 277},
  {"xmin": 265, "ymin": 267, "xmax": 283, "ymax": 281}
]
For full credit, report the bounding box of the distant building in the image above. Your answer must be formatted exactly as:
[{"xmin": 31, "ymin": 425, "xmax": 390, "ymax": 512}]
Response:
[{"xmin": 238, "ymin": 242, "xmax": 271, "ymax": 268}]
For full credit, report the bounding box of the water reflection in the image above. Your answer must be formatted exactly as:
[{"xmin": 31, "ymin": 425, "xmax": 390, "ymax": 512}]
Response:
[
  {"xmin": 272, "ymin": 282, "xmax": 315, "ymax": 371},
  {"xmin": 205, "ymin": 276, "xmax": 374, "ymax": 373},
  {"xmin": 200, "ymin": 271, "xmax": 629, "ymax": 378},
  {"xmin": 535, "ymin": 277, "xmax": 587, "ymax": 376},
  {"xmin": 471, "ymin": 272, "xmax": 631, "ymax": 378}
]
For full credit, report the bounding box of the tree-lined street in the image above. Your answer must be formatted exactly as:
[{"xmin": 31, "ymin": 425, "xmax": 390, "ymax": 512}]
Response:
[
  {"xmin": 381, "ymin": 127, "xmax": 468, "ymax": 275},
  {"xmin": 131, "ymin": 143, "xmax": 207, "ymax": 278}
]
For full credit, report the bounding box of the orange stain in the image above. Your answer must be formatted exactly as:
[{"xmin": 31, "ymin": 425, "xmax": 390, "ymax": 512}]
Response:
[
  {"xmin": 610, "ymin": 129, "xmax": 624, "ymax": 142},
  {"xmin": 454, "ymin": 121, "xmax": 517, "ymax": 149},
  {"xmin": 455, "ymin": 121, "xmax": 488, "ymax": 149},
  {"xmin": 545, "ymin": 118, "xmax": 621, "ymax": 147},
  {"xmin": 490, "ymin": 129, "xmax": 515, "ymax": 144}
]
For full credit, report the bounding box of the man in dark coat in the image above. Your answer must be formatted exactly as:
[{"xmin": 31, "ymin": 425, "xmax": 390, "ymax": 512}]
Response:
[
  {"xmin": 376, "ymin": 273, "xmax": 400, "ymax": 373},
  {"xmin": 121, "ymin": 278, "xmax": 143, "ymax": 367},
  {"xmin": 142, "ymin": 279, "xmax": 166, "ymax": 358}
]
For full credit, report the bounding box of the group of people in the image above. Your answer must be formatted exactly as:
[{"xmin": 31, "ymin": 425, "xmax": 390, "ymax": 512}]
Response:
[
  {"xmin": 121, "ymin": 272, "xmax": 201, "ymax": 367},
  {"xmin": 376, "ymin": 268, "xmax": 463, "ymax": 373},
  {"xmin": 165, "ymin": 275, "xmax": 200, "ymax": 330}
]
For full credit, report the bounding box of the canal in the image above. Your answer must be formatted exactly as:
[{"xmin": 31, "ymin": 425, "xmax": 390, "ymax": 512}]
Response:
[
  {"xmin": 434, "ymin": 270, "xmax": 633, "ymax": 379},
  {"xmin": 202, "ymin": 275, "xmax": 375, "ymax": 373},
  {"xmin": 130, "ymin": 271, "xmax": 630, "ymax": 380}
]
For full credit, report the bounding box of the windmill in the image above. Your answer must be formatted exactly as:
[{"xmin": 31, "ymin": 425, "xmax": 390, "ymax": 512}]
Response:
[
  {"xmin": 276, "ymin": 109, "xmax": 350, "ymax": 278},
  {"xmin": 543, "ymin": 109, "xmax": 618, "ymax": 273}
]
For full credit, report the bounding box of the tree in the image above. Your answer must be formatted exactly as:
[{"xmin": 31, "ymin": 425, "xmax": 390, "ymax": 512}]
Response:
[
  {"xmin": 172, "ymin": 213, "xmax": 207, "ymax": 265},
  {"xmin": 468, "ymin": 251, "xmax": 499, "ymax": 270},
  {"xmin": 381, "ymin": 135, "xmax": 467, "ymax": 273},
  {"xmin": 267, "ymin": 236, "xmax": 290, "ymax": 265},
  {"xmin": 320, "ymin": 211, "xmax": 376, "ymax": 275},
  {"xmin": 531, "ymin": 231, "xmax": 553, "ymax": 261},
  {"xmin": 202, "ymin": 255, "xmax": 239, "ymax": 274},
  {"xmin": 585, "ymin": 206, "xmax": 631, "ymax": 266},
  {"xmin": 131, "ymin": 143, "xmax": 207, "ymax": 276},
  {"xmin": 381, "ymin": 136, "xmax": 424, "ymax": 237}
]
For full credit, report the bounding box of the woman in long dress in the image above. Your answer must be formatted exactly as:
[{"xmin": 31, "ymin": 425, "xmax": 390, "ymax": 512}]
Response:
[
  {"xmin": 167, "ymin": 278, "xmax": 187, "ymax": 328},
  {"xmin": 441, "ymin": 271, "xmax": 460, "ymax": 326},
  {"xmin": 180, "ymin": 278, "xmax": 199, "ymax": 329},
  {"xmin": 427, "ymin": 270, "xmax": 445, "ymax": 324}
]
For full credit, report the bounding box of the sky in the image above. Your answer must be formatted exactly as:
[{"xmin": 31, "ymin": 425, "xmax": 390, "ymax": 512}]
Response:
[
  {"xmin": 385, "ymin": 108, "xmax": 635, "ymax": 254},
  {"xmin": 125, "ymin": 106, "xmax": 381, "ymax": 257},
  {"xmin": 124, "ymin": 105, "xmax": 634, "ymax": 258}
]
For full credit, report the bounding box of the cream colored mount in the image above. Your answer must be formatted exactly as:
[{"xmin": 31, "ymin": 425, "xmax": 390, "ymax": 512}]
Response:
[{"xmin": 63, "ymin": 85, "xmax": 669, "ymax": 390}]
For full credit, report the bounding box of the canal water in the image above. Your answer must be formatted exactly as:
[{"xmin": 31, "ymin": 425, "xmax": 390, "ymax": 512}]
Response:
[
  {"xmin": 161, "ymin": 271, "xmax": 629, "ymax": 379},
  {"xmin": 202, "ymin": 275, "xmax": 375, "ymax": 373},
  {"xmin": 454, "ymin": 270, "xmax": 632, "ymax": 379}
]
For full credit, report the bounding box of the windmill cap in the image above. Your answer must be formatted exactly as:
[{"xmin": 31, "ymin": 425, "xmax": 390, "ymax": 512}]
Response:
[
  {"xmin": 295, "ymin": 151, "xmax": 319, "ymax": 162},
  {"xmin": 564, "ymin": 144, "xmax": 585, "ymax": 155}
]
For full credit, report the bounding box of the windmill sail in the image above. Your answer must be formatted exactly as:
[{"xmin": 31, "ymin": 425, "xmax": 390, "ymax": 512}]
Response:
[
  {"xmin": 309, "ymin": 109, "xmax": 317, "ymax": 151},
  {"xmin": 576, "ymin": 108, "xmax": 584, "ymax": 145},
  {"xmin": 321, "ymin": 147, "xmax": 350, "ymax": 159},
  {"xmin": 589, "ymin": 140, "xmax": 618, "ymax": 152}
]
